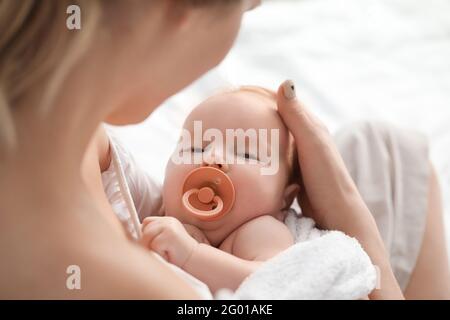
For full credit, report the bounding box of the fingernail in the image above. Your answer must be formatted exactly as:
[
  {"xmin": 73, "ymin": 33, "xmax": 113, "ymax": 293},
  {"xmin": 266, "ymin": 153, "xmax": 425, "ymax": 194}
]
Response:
[{"xmin": 282, "ymin": 80, "xmax": 296, "ymax": 100}]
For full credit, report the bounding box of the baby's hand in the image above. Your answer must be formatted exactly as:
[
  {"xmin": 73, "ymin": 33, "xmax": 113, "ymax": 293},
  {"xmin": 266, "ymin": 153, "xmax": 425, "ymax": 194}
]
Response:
[{"xmin": 140, "ymin": 216, "xmax": 198, "ymax": 267}]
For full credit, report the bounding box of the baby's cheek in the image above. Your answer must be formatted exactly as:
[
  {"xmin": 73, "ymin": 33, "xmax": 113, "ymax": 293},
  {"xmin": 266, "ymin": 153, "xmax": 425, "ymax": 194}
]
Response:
[
  {"xmin": 162, "ymin": 163, "xmax": 191, "ymax": 220},
  {"xmin": 231, "ymin": 167, "xmax": 284, "ymax": 217},
  {"xmin": 162, "ymin": 181, "xmax": 180, "ymax": 219}
]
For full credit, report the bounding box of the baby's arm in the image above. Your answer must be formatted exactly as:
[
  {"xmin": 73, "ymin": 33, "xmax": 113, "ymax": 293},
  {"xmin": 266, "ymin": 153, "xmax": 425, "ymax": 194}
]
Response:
[
  {"xmin": 141, "ymin": 215, "xmax": 294, "ymax": 293},
  {"xmin": 182, "ymin": 216, "xmax": 294, "ymax": 292},
  {"xmin": 182, "ymin": 244, "xmax": 262, "ymax": 293},
  {"xmin": 141, "ymin": 216, "xmax": 263, "ymax": 292}
]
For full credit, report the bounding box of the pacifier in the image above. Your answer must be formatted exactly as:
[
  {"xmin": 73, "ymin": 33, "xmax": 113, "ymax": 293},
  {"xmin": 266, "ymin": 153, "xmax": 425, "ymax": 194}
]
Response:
[{"xmin": 182, "ymin": 166, "xmax": 235, "ymax": 221}]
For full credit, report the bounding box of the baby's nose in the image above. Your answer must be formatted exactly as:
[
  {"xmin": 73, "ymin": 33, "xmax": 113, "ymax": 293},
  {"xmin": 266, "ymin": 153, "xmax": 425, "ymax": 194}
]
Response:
[
  {"xmin": 202, "ymin": 148, "xmax": 229, "ymax": 173},
  {"xmin": 202, "ymin": 161, "xmax": 229, "ymax": 173}
]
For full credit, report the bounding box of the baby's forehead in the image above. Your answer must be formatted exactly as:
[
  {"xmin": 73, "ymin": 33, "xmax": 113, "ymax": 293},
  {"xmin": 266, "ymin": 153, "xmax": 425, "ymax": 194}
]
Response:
[
  {"xmin": 185, "ymin": 90, "xmax": 282, "ymax": 130},
  {"xmin": 208, "ymin": 89, "xmax": 277, "ymax": 110}
]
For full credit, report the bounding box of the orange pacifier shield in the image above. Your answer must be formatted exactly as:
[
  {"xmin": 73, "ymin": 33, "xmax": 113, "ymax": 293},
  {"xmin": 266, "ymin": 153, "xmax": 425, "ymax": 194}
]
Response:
[{"xmin": 182, "ymin": 167, "xmax": 235, "ymax": 221}]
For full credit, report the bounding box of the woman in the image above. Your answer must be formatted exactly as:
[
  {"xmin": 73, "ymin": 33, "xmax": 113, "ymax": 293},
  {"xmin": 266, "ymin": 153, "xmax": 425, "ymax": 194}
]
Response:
[{"xmin": 0, "ymin": 0, "xmax": 448, "ymax": 299}]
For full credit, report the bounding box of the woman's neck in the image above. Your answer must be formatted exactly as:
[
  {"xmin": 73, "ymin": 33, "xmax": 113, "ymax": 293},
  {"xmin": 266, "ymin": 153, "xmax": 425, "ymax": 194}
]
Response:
[{"xmin": 0, "ymin": 88, "xmax": 103, "ymax": 205}]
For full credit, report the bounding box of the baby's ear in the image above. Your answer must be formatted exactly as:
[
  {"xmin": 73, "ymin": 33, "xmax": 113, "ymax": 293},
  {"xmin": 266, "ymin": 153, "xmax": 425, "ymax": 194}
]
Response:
[{"xmin": 282, "ymin": 183, "xmax": 301, "ymax": 210}]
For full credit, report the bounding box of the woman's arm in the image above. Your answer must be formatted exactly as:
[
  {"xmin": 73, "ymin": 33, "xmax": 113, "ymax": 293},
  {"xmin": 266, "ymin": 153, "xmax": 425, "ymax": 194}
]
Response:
[{"xmin": 277, "ymin": 80, "xmax": 403, "ymax": 299}]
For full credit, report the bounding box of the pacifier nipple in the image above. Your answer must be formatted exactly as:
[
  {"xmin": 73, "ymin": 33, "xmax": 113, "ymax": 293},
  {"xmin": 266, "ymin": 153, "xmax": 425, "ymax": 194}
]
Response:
[
  {"xmin": 182, "ymin": 167, "xmax": 235, "ymax": 221},
  {"xmin": 198, "ymin": 187, "xmax": 215, "ymax": 204}
]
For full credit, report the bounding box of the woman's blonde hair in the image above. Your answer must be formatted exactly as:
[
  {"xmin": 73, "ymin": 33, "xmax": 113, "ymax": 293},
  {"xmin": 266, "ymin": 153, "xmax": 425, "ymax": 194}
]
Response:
[
  {"xmin": 0, "ymin": 0, "xmax": 240, "ymax": 152},
  {"xmin": 0, "ymin": 0, "xmax": 102, "ymax": 151}
]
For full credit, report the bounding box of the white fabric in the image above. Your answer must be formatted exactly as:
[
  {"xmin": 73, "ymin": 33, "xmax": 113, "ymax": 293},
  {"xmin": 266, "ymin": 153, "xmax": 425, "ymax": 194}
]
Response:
[
  {"xmin": 101, "ymin": 130, "xmax": 162, "ymax": 240},
  {"xmin": 334, "ymin": 121, "xmax": 429, "ymax": 289}
]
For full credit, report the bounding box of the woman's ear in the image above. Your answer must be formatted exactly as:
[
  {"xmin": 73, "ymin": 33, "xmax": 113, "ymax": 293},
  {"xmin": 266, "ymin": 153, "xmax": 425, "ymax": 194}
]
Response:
[{"xmin": 282, "ymin": 183, "xmax": 301, "ymax": 210}]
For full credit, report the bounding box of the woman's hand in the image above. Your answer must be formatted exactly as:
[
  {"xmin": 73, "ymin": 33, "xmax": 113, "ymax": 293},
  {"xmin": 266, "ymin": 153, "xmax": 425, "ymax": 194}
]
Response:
[
  {"xmin": 277, "ymin": 80, "xmax": 372, "ymax": 231},
  {"xmin": 140, "ymin": 216, "xmax": 198, "ymax": 268},
  {"xmin": 277, "ymin": 80, "xmax": 403, "ymax": 299}
]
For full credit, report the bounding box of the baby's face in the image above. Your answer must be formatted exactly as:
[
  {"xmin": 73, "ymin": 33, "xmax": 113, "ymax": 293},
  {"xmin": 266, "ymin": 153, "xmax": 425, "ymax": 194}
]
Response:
[{"xmin": 163, "ymin": 90, "xmax": 293, "ymax": 245}]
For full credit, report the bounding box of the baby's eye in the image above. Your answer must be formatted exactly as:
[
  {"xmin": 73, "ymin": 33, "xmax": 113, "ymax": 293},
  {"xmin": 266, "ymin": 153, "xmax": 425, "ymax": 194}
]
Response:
[
  {"xmin": 238, "ymin": 152, "xmax": 259, "ymax": 161},
  {"xmin": 190, "ymin": 147, "xmax": 204, "ymax": 153}
]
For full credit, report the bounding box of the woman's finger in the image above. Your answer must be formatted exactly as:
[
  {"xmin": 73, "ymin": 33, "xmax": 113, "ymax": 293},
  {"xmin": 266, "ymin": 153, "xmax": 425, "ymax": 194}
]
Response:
[
  {"xmin": 276, "ymin": 80, "xmax": 363, "ymax": 227},
  {"xmin": 277, "ymin": 80, "xmax": 306, "ymax": 127},
  {"xmin": 277, "ymin": 80, "xmax": 329, "ymax": 140}
]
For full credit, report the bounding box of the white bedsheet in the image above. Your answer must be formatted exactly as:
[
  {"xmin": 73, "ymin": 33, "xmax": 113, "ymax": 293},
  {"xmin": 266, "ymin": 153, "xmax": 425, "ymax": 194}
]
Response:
[{"xmin": 110, "ymin": 0, "xmax": 450, "ymax": 252}]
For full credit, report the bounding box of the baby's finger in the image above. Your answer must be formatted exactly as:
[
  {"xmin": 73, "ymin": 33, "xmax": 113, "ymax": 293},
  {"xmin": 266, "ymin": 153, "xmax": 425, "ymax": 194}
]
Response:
[
  {"xmin": 140, "ymin": 222, "xmax": 164, "ymax": 248},
  {"xmin": 142, "ymin": 216, "xmax": 165, "ymax": 228},
  {"xmin": 148, "ymin": 233, "xmax": 170, "ymax": 262}
]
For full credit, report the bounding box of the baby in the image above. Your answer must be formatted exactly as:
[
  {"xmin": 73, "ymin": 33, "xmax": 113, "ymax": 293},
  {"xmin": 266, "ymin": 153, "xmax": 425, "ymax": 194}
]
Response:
[{"xmin": 141, "ymin": 87, "xmax": 300, "ymax": 293}]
